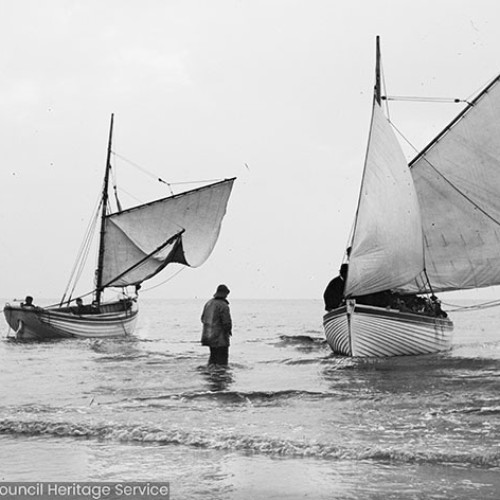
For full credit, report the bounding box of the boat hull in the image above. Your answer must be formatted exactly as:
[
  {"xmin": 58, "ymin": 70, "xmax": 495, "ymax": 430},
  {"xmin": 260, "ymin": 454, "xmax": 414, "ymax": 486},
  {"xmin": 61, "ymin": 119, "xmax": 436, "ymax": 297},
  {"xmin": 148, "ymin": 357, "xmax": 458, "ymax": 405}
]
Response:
[
  {"xmin": 3, "ymin": 300, "xmax": 138, "ymax": 340},
  {"xmin": 323, "ymin": 301, "xmax": 454, "ymax": 357}
]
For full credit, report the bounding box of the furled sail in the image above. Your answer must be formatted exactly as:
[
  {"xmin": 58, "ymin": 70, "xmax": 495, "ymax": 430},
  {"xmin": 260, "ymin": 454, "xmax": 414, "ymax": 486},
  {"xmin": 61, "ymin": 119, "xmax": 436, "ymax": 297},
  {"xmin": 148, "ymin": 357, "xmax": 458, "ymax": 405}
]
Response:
[
  {"xmin": 100, "ymin": 178, "xmax": 235, "ymax": 288},
  {"xmin": 345, "ymin": 102, "xmax": 424, "ymax": 297},
  {"xmin": 403, "ymin": 75, "xmax": 500, "ymax": 294}
]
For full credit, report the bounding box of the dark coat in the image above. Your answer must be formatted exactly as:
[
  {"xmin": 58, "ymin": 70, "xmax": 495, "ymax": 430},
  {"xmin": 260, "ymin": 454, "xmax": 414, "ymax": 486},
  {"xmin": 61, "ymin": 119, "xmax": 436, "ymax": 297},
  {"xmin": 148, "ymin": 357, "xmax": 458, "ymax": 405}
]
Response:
[
  {"xmin": 323, "ymin": 276, "xmax": 345, "ymax": 311},
  {"xmin": 201, "ymin": 296, "xmax": 232, "ymax": 347}
]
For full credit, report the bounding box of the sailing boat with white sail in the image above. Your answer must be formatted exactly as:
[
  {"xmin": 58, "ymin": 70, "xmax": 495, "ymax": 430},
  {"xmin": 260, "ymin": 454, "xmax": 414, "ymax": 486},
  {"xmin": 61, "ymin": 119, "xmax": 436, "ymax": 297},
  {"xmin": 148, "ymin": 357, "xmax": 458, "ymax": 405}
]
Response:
[
  {"xmin": 323, "ymin": 36, "xmax": 500, "ymax": 356},
  {"xmin": 4, "ymin": 114, "xmax": 235, "ymax": 340}
]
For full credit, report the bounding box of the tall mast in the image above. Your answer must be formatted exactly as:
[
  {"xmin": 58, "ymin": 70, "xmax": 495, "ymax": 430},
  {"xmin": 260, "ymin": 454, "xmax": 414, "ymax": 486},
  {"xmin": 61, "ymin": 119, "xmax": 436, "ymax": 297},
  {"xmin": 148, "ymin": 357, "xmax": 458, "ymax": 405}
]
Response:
[
  {"xmin": 95, "ymin": 113, "xmax": 114, "ymax": 305},
  {"xmin": 375, "ymin": 35, "xmax": 381, "ymax": 105},
  {"xmin": 345, "ymin": 36, "xmax": 382, "ymax": 294}
]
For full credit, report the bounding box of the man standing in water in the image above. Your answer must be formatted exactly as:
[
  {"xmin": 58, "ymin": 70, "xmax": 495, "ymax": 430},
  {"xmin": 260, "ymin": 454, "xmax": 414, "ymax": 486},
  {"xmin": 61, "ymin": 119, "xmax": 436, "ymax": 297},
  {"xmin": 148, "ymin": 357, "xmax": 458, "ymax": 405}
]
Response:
[{"xmin": 201, "ymin": 284, "xmax": 232, "ymax": 366}]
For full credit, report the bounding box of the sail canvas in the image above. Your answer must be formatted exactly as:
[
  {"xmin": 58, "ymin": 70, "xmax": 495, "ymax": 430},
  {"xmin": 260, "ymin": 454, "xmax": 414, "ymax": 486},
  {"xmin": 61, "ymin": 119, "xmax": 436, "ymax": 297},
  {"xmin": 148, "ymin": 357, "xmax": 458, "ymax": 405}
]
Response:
[
  {"xmin": 405, "ymin": 77, "xmax": 500, "ymax": 293},
  {"xmin": 345, "ymin": 102, "xmax": 424, "ymax": 297},
  {"xmin": 101, "ymin": 179, "xmax": 235, "ymax": 288}
]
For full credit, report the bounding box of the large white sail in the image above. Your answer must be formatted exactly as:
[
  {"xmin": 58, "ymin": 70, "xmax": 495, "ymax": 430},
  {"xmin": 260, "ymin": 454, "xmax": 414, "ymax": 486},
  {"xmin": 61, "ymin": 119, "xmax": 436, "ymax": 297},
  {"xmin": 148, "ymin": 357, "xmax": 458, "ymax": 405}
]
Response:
[
  {"xmin": 345, "ymin": 102, "xmax": 424, "ymax": 297},
  {"xmin": 101, "ymin": 178, "xmax": 235, "ymax": 287},
  {"xmin": 404, "ymin": 76, "xmax": 500, "ymax": 293}
]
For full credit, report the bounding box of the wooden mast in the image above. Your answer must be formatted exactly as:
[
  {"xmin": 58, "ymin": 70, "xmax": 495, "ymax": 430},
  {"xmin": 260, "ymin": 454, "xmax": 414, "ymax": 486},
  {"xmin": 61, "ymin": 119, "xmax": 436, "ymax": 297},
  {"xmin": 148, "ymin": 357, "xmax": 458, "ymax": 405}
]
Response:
[
  {"xmin": 375, "ymin": 35, "xmax": 381, "ymax": 105},
  {"xmin": 95, "ymin": 113, "xmax": 114, "ymax": 305},
  {"xmin": 344, "ymin": 37, "xmax": 382, "ymax": 296}
]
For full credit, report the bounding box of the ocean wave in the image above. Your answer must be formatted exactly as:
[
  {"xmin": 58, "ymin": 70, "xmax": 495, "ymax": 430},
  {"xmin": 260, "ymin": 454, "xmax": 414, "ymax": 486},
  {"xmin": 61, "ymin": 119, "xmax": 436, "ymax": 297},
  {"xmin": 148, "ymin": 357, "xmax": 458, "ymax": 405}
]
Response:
[
  {"xmin": 0, "ymin": 418, "xmax": 498, "ymax": 467},
  {"xmin": 275, "ymin": 335, "xmax": 328, "ymax": 352},
  {"xmin": 93, "ymin": 354, "xmax": 151, "ymax": 362},
  {"xmin": 282, "ymin": 358, "xmax": 327, "ymax": 365},
  {"xmin": 94, "ymin": 352, "xmax": 201, "ymax": 363},
  {"xmin": 134, "ymin": 389, "xmax": 327, "ymax": 404},
  {"xmin": 321, "ymin": 355, "xmax": 500, "ymax": 374},
  {"xmin": 437, "ymin": 405, "xmax": 500, "ymax": 416},
  {"xmin": 278, "ymin": 335, "xmax": 326, "ymax": 345},
  {"xmin": 3, "ymin": 404, "xmax": 60, "ymax": 415}
]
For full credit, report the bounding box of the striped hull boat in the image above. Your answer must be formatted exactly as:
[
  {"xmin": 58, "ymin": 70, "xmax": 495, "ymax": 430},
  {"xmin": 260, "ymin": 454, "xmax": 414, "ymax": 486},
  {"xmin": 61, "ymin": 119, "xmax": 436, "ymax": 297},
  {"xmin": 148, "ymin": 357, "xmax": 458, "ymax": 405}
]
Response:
[
  {"xmin": 323, "ymin": 301, "xmax": 453, "ymax": 357},
  {"xmin": 4, "ymin": 300, "xmax": 138, "ymax": 340}
]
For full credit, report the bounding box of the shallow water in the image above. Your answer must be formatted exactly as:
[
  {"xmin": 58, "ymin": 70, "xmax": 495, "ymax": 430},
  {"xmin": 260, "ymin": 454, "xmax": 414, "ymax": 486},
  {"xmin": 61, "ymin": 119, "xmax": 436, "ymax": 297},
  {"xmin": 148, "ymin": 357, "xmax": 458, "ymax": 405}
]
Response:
[{"xmin": 1, "ymin": 298, "xmax": 499, "ymax": 499}]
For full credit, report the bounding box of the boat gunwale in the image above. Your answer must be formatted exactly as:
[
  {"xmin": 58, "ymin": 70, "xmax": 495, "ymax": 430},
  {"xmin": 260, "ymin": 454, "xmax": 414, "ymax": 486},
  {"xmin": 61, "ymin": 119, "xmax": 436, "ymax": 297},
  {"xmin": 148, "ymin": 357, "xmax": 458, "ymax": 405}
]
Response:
[
  {"xmin": 3, "ymin": 302, "xmax": 138, "ymax": 324},
  {"xmin": 324, "ymin": 303, "xmax": 453, "ymax": 328}
]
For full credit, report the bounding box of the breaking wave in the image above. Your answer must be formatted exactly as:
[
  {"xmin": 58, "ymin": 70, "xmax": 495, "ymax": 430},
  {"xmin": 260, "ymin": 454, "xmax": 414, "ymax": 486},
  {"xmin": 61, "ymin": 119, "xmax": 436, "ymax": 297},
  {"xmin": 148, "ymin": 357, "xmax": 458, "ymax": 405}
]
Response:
[
  {"xmin": 134, "ymin": 389, "xmax": 328, "ymax": 403},
  {"xmin": 433, "ymin": 405, "xmax": 500, "ymax": 416},
  {"xmin": 0, "ymin": 418, "xmax": 498, "ymax": 468},
  {"xmin": 278, "ymin": 335, "xmax": 327, "ymax": 346}
]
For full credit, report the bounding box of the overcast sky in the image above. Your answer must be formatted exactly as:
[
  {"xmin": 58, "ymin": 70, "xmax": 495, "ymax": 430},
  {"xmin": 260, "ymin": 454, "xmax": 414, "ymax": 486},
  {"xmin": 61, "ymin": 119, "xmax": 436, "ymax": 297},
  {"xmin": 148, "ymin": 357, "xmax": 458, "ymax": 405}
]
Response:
[{"xmin": 1, "ymin": 0, "xmax": 500, "ymax": 301}]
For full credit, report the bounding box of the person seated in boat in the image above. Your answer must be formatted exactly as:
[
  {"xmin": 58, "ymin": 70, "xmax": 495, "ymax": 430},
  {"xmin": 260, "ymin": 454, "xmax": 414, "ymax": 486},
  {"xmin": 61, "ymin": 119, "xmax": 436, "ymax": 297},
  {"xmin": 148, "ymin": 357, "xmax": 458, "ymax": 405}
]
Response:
[
  {"xmin": 418, "ymin": 296, "xmax": 432, "ymax": 314},
  {"xmin": 396, "ymin": 293, "xmax": 428, "ymax": 313},
  {"xmin": 72, "ymin": 297, "xmax": 86, "ymax": 315},
  {"xmin": 395, "ymin": 294, "xmax": 426, "ymax": 314},
  {"xmin": 21, "ymin": 295, "xmax": 36, "ymax": 308},
  {"xmin": 390, "ymin": 293, "xmax": 447, "ymax": 318},
  {"xmin": 392, "ymin": 295, "xmax": 411, "ymax": 312},
  {"xmin": 430, "ymin": 295, "xmax": 448, "ymax": 318},
  {"xmin": 355, "ymin": 290, "xmax": 394, "ymax": 308},
  {"xmin": 323, "ymin": 263, "xmax": 348, "ymax": 311}
]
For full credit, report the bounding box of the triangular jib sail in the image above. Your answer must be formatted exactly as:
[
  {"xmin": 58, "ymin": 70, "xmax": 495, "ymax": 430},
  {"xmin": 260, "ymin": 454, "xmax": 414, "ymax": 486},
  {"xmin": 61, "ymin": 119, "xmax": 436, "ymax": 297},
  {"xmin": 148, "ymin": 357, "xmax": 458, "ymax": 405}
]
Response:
[
  {"xmin": 345, "ymin": 102, "xmax": 424, "ymax": 297},
  {"xmin": 101, "ymin": 178, "xmax": 235, "ymax": 288},
  {"xmin": 404, "ymin": 75, "xmax": 500, "ymax": 294}
]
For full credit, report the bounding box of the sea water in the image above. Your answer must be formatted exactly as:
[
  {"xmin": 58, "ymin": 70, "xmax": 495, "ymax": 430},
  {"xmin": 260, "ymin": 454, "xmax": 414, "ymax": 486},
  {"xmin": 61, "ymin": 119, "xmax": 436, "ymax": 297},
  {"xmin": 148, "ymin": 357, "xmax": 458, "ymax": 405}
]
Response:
[{"xmin": 0, "ymin": 298, "xmax": 499, "ymax": 499}]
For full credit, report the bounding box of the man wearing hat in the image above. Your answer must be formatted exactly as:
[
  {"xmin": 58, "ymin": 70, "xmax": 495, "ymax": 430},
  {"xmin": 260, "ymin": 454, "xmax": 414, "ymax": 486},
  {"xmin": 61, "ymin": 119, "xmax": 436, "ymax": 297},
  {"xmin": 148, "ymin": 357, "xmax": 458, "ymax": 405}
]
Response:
[{"xmin": 201, "ymin": 284, "xmax": 233, "ymax": 365}]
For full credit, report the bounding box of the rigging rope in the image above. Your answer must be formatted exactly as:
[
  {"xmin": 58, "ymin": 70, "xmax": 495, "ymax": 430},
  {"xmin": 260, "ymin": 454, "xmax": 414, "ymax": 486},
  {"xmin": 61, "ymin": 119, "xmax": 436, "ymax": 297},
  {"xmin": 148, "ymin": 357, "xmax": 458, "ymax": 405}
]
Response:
[
  {"xmin": 442, "ymin": 298, "xmax": 500, "ymax": 312},
  {"xmin": 112, "ymin": 152, "xmax": 223, "ymax": 192},
  {"xmin": 140, "ymin": 266, "xmax": 186, "ymax": 292},
  {"xmin": 388, "ymin": 116, "xmax": 500, "ymax": 228},
  {"xmin": 110, "ymin": 161, "xmax": 123, "ymax": 211},
  {"xmin": 113, "ymin": 185, "xmax": 143, "ymax": 205},
  {"xmin": 58, "ymin": 149, "xmax": 217, "ymax": 306},
  {"xmin": 382, "ymin": 95, "xmax": 468, "ymax": 104},
  {"xmin": 112, "ymin": 151, "xmax": 174, "ymax": 194},
  {"xmin": 60, "ymin": 192, "xmax": 102, "ymax": 305}
]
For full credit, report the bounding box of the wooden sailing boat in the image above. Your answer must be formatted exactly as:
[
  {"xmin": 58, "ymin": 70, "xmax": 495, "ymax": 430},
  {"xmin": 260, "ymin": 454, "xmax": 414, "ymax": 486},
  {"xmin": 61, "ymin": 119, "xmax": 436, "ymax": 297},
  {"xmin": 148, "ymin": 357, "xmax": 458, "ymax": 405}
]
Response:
[
  {"xmin": 4, "ymin": 114, "xmax": 235, "ymax": 340},
  {"xmin": 321, "ymin": 37, "xmax": 500, "ymax": 356}
]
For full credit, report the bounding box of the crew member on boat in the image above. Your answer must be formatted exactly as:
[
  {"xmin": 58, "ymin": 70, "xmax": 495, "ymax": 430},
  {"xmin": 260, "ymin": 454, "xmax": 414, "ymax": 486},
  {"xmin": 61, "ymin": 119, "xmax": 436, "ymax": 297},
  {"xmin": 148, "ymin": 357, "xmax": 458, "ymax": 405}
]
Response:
[
  {"xmin": 355, "ymin": 290, "xmax": 394, "ymax": 308},
  {"xmin": 72, "ymin": 298, "xmax": 85, "ymax": 315},
  {"xmin": 323, "ymin": 264, "xmax": 348, "ymax": 311},
  {"xmin": 325, "ymin": 275, "xmax": 449, "ymax": 319},
  {"xmin": 21, "ymin": 295, "xmax": 36, "ymax": 308},
  {"xmin": 366, "ymin": 290, "xmax": 449, "ymax": 318},
  {"xmin": 430, "ymin": 295, "xmax": 448, "ymax": 318}
]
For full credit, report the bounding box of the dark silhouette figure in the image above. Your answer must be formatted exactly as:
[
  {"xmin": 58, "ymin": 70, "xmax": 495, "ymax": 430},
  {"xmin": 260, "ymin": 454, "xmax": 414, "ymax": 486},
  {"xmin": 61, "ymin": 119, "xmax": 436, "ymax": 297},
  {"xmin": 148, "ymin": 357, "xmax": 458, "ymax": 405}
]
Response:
[
  {"xmin": 21, "ymin": 296, "xmax": 35, "ymax": 308},
  {"xmin": 324, "ymin": 264, "xmax": 348, "ymax": 311},
  {"xmin": 201, "ymin": 284, "xmax": 233, "ymax": 366}
]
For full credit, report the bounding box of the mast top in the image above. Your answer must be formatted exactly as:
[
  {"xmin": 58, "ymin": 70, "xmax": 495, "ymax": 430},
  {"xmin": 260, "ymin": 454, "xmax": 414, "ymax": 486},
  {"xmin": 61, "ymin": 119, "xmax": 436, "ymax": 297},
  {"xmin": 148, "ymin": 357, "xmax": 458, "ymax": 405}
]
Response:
[
  {"xmin": 375, "ymin": 36, "xmax": 381, "ymax": 105},
  {"xmin": 95, "ymin": 113, "xmax": 115, "ymax": 304}
]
